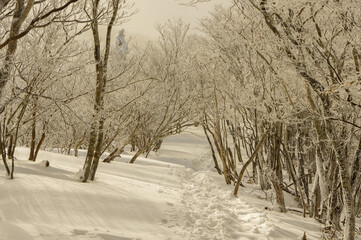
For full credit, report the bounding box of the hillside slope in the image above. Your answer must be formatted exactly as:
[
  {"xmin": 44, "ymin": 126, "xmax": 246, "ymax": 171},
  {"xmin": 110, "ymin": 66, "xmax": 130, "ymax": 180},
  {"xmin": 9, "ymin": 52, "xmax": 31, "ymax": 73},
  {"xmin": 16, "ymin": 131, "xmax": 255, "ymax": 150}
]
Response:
[{"xmin": 0, "ymin": 128, "xmax": 328, "ymax": 240}]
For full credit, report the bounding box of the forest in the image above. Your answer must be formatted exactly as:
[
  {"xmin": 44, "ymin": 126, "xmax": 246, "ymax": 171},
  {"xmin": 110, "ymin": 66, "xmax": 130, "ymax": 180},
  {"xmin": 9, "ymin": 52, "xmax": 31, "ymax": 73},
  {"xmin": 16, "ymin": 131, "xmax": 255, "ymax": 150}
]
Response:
[{"xmin": 0, "ymin": 0, "xmax": 360, "ymax": 240}]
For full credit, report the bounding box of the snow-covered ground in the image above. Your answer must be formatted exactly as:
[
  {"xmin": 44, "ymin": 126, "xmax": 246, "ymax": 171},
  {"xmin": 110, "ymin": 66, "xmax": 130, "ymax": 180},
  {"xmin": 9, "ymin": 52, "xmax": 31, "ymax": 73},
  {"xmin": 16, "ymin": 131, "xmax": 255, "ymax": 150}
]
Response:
[{"xmin": 0, "ymin": 127, "xmax": 337, "ymax": 239}]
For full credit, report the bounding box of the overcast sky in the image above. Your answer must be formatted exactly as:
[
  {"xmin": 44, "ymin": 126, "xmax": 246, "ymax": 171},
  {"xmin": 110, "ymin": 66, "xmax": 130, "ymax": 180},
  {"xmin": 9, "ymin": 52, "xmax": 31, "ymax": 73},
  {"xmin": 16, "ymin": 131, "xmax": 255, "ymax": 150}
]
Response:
[{"xmin": 122, "ymin": 0, "xmax": 224, "ymax": 40}]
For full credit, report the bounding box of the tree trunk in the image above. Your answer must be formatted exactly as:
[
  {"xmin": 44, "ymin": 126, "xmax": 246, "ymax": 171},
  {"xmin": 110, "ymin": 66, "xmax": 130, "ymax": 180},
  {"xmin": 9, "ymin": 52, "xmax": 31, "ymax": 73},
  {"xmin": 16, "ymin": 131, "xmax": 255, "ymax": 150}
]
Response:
[
  {"xmin": 103, "ymin": 148, "xmax": 119, "ymax": 163},
  {"xmin": 129, "ymin": 148, "xmax": 144, "ymax": 164},
  {"xmin": 74, "ymin": 131, "xmax": 86, "ymax": 157},
  {"xmin": 82, "ymin": 121, "xmax": 98, "ymax": 182},
  {"xmin": 334, "ymin": 143, "xmax": 355, "ymax": 240},
  {"xmin": 33, "ymin": 132, "xmax": 45, "ymax": 161},
  {"xmin": 267, "ymin": 169, "xmax": 287, "ymax": 213},
  {"xmin": 234, "ymin": 127, "xmax": 273, "ymax": 196},
  {"xmin": 82, "ymin": 0, "xmax": 120, "ymax": 182},
  {"xmin": 9, "ymin": 93, "xmax": 31, "ymax": 179},
  {"xmin": 29, "ymin": 97, "xmax": 38, "ymax": 161},
  {"xmin": 203, "ymin": 124, "xmax": 222, "ymax": 174},
  {"xmin": 89, "ymin": 117, "xmax": 105, "ymax": 181},
  {"xmin": 0, "ymin": 125, "xmax": 10, "ymax": 175},
  {"xmin": 282, "ymin": 141, "xmax": 306, "ymax": 217},
  {"xmin": 28, "ymin": 113, "xmax": 36, "ymax": 161},
  {"xmin": 82, "ymin": 0, "xmax": 105, "ymax": 182},
  {"xmin": 129, "ymin": 140, "xmax": 154, "ymax": 164},
  {"xmin": 310, "ymin": 173, "xmax": 321, "ymax": 219}
]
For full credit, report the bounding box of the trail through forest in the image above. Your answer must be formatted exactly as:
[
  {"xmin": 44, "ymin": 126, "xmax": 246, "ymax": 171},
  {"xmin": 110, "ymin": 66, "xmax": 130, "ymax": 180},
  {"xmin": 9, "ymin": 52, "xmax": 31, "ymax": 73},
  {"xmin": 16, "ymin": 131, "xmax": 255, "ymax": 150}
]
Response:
[{"xmin": 1, "ymin": 128, "xmax": 326, "ymax": 239}]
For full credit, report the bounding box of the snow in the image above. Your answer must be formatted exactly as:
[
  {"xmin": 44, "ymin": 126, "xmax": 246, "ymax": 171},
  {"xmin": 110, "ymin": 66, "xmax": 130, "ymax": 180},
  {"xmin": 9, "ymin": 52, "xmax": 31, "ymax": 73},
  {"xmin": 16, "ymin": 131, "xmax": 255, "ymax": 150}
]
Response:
[{"xmin": 0, "ymin": 127, "xmax": 334, "ymax": 239}]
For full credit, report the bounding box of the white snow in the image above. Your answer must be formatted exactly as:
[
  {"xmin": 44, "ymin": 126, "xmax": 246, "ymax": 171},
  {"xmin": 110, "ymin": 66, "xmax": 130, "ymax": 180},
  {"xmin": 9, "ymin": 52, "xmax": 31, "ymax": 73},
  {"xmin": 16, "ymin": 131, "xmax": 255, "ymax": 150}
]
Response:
[{"xmin": 0, "ymin": 127, "xmax": 335, "ymax": 240}]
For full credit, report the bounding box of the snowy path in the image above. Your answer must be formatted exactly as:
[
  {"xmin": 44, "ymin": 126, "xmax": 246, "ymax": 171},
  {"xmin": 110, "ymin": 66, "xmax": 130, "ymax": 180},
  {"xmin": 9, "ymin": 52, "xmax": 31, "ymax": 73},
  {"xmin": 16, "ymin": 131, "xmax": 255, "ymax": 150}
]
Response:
[
  {"xmin": 150, "ymin": 128, "xmax": 323, "ymax": 240},
  {"xmin": 164, "ymin": 157, "xmax": 322, "ymax": 240},
  {"xmin": 0, "ymin": 128, "xmax": 325, "ymax": 240},
  {"xmin": 143, "ymin": 129, "xmax": 277, "ymax": 240},
  {"xmin": 179, "ymin": 170, "xmax": 274, "ymax": 240}
]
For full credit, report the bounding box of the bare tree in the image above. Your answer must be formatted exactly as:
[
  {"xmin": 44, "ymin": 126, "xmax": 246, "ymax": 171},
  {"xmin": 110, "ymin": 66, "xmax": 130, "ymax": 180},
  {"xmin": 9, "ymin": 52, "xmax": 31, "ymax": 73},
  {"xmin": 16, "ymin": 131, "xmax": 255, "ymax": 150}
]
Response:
[
  {"xmin": 194, "ymin": 1, "xmax": 360, "ymax": 238},
  {"xmin": 0, "ymin": 0, "xmax": 84, "ymax": 101},
  {"xmin": 82, "ymin": 0, "xmax": 134, "ymax": 182}
]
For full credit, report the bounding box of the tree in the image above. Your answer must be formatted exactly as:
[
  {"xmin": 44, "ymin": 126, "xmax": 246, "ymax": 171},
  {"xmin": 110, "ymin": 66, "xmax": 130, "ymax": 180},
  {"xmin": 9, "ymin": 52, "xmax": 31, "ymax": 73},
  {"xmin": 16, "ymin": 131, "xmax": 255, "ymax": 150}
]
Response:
[
  {"xmin": 193, "ymin": 0, "xmax": 360, "ymax": 238},
  {"xmin": 127, "ymin": 19, "xmax": 201, "ymax": 163},
  {"xmin": 0, "ymin": 17, "xmax": 89, "ymax": 177},
  {"xmin": 0, "ymin": 0, "xmax": 83, "ymax": 102},
  {"xmin": 82, "ymin": 0, "xmax": 134, "ymax": 182}
]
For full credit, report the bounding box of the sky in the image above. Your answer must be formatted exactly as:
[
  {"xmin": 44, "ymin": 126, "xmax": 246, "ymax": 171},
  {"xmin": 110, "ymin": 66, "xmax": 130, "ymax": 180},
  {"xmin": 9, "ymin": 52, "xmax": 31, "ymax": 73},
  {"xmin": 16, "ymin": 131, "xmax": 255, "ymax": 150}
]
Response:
[
  {"xmin": 79, "ymin": 0, "xmax": 225, "ymax": 46},
  {"xmin": 122, "ymin": 0, "xmax": 224, "ymax": 40}
]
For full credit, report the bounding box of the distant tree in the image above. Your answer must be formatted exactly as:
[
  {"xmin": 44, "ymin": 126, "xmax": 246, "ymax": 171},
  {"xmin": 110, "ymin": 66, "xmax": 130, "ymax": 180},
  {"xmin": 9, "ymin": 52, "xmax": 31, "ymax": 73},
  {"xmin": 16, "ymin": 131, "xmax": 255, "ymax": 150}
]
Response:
[{"xmin": 127, "ymin": 19, "xmax": 200, "ymax": 163}]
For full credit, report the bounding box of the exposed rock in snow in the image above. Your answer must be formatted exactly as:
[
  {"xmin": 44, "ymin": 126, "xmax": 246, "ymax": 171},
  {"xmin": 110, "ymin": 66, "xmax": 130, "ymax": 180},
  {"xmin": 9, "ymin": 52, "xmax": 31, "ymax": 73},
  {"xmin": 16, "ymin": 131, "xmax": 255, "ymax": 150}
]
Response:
[
  {"xmin": 74, "ymin": 168, "xmax": 84, "ymax": 181},
  {"xmin": 38, "ymin": 160, "xmax": 50, "ymax": 167}
]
